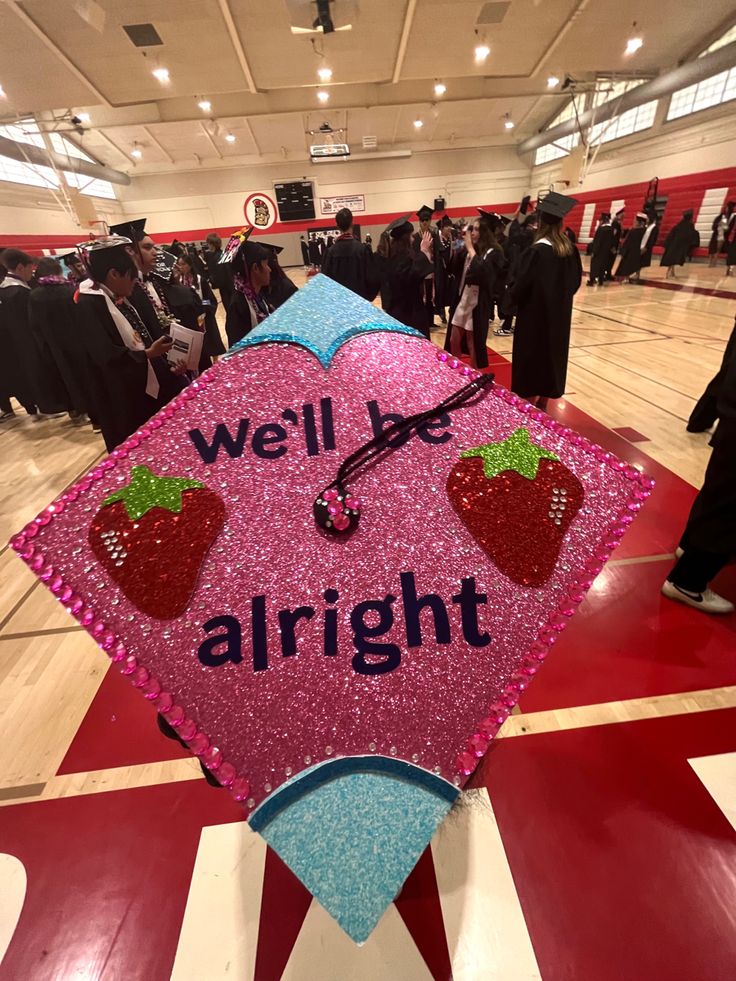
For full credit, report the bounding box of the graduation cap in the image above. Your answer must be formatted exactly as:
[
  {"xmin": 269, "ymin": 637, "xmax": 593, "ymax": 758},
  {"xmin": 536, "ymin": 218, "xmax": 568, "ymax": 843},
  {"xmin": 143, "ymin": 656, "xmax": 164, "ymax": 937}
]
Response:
[
  {"xmin": 600, "ymin": 212, "xmax": 612, "ymax": 222},
  {"xmin": 416, "ymin": 205, "xmax": 434, "ymax": 222},
  {"xmin": 220, "ymin": 226, "xmax": 254, "ymax": 264},
  {"xmin": 12, "ymin": 274, "xmax": 653, "ymax": 945},
  {"xmin": 57, "ymin": 251, "xmax": 84, "ymax": 267},
  {"xmin": 385, "ymin": 214, "xmax": 413, "ymax": 239},
  {"xmin": 81, "ymin": 235, "xmax": 133, "ymax": 253},
  {"xmin": 537, "ymin": 192, "xmax": 578, "ymax": 220},
  {"xmin": 477, "ymin": 209, "xmax": 511, "ymax": 230},
  {"xmin": 258, "ymin": 242, "xmax": 284, "ymax": 255},
  {"xmin": 439, "ymin": 215, "xmax": 453, "ymax": 228},
  {"xmin": 151, "ymin": 247, "xmax": 178, "ymax": 283},
  {"xmin": 636, "ymin": 211, "xmax": 648, "ymax": 222},
  {"xmin": 108, "ymin": 218, "xmax": 147, "ymax": 242}
]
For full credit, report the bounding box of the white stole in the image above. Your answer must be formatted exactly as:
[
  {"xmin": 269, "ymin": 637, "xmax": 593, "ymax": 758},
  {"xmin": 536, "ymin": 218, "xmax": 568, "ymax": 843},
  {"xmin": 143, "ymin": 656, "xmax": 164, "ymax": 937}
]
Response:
[{"xmin": 80, "ymin": 281, "xmax": 159, "ymax": 398}]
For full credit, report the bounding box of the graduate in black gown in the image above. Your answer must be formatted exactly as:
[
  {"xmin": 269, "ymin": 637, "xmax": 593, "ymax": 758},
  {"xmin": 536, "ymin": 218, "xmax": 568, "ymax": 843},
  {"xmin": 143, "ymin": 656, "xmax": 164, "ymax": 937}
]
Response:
[
  {"xmin": 29, "ymin": 257, "xmax": 93, "ymax": 420},
  {"xmin": 511, "ymin": 192, "xmax": 583, "ymax": 410},
  {"xmin": 606, "ymin": 207, "xmax": 625, "ymax": 280},
  {"xmin": 74, "ymin": 238, "xmax": 186, "ymax": 451},
  {"xmin": 708, "ymin": 202, "xmax": 735, "ymax": 266},
  {"xmin": 261, "ymin": 242, "xmax": 298, "ymax": 309},
  {"xmin": 638, "ymin": 209, "xmax": 659, "ymax": 277},
  {"xmin": 435, "ymin": 216, "xmax": 455, "ymax": 324},
  {"xmin": 662, "ymin": 319, "xmax": 736, "ymax": 614},
  {"xmin": 308, "ymin": 235, "xmax": 322, "ymax": 269},
  {"xmin": 203, "ymin": 233, "xmax": 234, "ymax": 313},
  {"xmin": 321, "ymin": 207, "xmax": 378, "ymax": 301},
  {"xmin": 60, "ymin": 251, "xmax": 86, "ymax": 288},
  {"xmin": 411, "ymin": 205, "xmax": 446, "ymax": 333},
  {"xmin": 172, "ymin": 251, "xmax": 225, "ymax": 369},
  {"xmin": 224, "ymin": 238, "xmax": 272, "ymax": 347},
  {"xmin": 0, "ymin": 248, "xmax": 68, "ymax": 419},
  {"xmin": 446, "ymin": 214, "xmax": 504, "ymax": 369},
  {"xmin": 496, "ymin": 211, "xmax": 538, "ymax": 336},
  {"xmin": 660, "ymin": 210, "xmax": 700, "ymax": 278},
  {"xmin": 299, "ymin": 235, "xmax": 310, "ymax": 268},
  {"xmin": 587, "ymin": 213, "xmax": 614, "ymax": 285},
  {"xmin": 382, "ymin": 215, "xmax": 433, "ymax": 336},
  {"xmin": 614, "ymin": 212, "xmax": 648, "ymax": 281},
  {"xmin": 687, "ymin": 315, "xmax": 736, "ymax": 433}
]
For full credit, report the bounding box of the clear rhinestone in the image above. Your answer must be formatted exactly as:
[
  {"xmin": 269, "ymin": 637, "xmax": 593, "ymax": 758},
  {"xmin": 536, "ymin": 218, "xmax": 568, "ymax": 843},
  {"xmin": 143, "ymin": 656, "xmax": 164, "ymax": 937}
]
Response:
[
  {"xmin": 304, "ymin": 755, "xmax": 312, "ymax": 765},
  {"xmin": 369, "ymin": 742, "xmax": 376, "ymax": 752},
  {"xmin": 325, "ymin": 746, "xmax": 333, "ymax": 756},
  {"xmin": 285, "ymin": 766, "xmax": 292, "ymax": 776},
  {"xmin": 264, "ymin": 782, "xmax": 271, "ymax": 792}
]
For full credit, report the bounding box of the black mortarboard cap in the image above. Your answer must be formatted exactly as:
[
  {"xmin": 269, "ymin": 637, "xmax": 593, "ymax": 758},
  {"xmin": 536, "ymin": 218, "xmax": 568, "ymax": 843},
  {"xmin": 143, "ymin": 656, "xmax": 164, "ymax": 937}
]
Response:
[
  {"xmin": 600, "ymin": 212, "xmax": 611, "ymax": 222},
  {"xmin": 109, "ymin": 218, "xmax": 147, "ymax": 241},
  {"xmin": 258, "ymin": 242, "xmax": 284, "ymax": 255},
  {"xmin": 537, "ymin": 192, "xmax": 577, "ymax": 220},
  {"xmin": 416, "ymin": 205, "xmax": 434, "ymax": 222},
  {"xmin": 235, "ymin": 239, "xmax": 270, "ymax": 269},
  {"xmin": 57, "ymin": 251, "xmax": 82, "ymax": 265},
  {"xmin": 385, "ymin": 214, "xmax": 413, "ymax": 238},
  {"xmin": 477, "ymin": 208, "xmax": 511, "ymax": 229},
  {"xmin": 439, "ymin": 214, "xmax": 453, "ymax": 228}
]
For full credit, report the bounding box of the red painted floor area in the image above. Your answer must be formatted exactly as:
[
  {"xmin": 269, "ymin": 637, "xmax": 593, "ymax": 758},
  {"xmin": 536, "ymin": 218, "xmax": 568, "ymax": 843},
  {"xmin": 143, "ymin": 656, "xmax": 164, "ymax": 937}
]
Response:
[{"xmin": 476, "ymin": 708, "xmax": 736, "ymax": 981}]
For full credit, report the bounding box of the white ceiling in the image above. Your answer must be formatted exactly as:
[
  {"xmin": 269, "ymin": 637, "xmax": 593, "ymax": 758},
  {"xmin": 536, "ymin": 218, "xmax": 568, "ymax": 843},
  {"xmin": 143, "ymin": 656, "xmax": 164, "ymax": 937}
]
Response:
[{"xmin": 0, "ymin": 0, "xmax": 734, "ymax": 177}]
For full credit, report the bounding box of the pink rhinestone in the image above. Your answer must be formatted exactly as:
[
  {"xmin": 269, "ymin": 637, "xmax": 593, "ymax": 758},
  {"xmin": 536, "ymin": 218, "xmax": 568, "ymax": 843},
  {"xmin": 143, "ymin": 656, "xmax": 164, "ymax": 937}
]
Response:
[
  {"xmin": 231, "ymin": 777, "xmax": 250, "ymax": 801},
  {"xmin": 449, "ymin": 358, "xmax": 459, "ymax": 369},
  {"xmin": 461, "ymin": 366, "xmax": 471, "ymax": 376},
  {"xmin": 132, "ymin": 666, "xmax": 150, "ymax": 687},
  {"xmin": 323, "ymin": 488, "xmax": 338, "ymax": 502},
  {"xmin": 456, "ymin": 751, "xmax": 477, "ymax": 776},
  {"xmin": 327, "ymin": 502, "xmax": 343, "ymax": 516},
  {"xmin": 127, "ymin": 435, "xmax": 141, "ymax": 448},
  {"xmin": 538, "ymin": 627, "xmax": 559, "ymax": 646},
  {"xmin": 47, "ymin": 500, "xmax": 65, "ymax": 515},
  {"xmin": 578, "ymin": 438, "xmax": 592, "ymax": 452},
  {"xmin": 548, "ymin": 613, "xmax": 567, "ymax": 630},
  {"xmin": 521, "ymin": 663, "xmax": 539, "ymax": 677},
  {"xmin": 66, "ymin": 488, "xmax": 80, "ymax": 501},
  {"xmin": 575, "ymin": 578, "xmax": 594, "ymax": 592},
  {"xmin": 639, "ymin": 475, "xmax": 655, "ymax": 489},
  {"xmin": 110, "ymin": 642, "xmax": 127, "ymax": 663},
  {"xmin": 345, "ymin": 496, "xmax": 361, "ymax": 510},
  {"xmin": 112, "ymin": 448, "xmax": 128, "ymax": 460},
  {"xmin": 142, "ymin": 678, "xmax": 162, "ymax": 700},
  {"xmin": 50, "ymin": 574, "xmax": 64, "ymax": 594},
  {"xmin": 488, "ymin": 704, "xmax": 510, "ymax": 724},
  {"xmin": 91, "ymin": 619, "xmax": 106, "ymax": 637},
  {"xmin": 202, "ymin": 746, "xmax": 222, "ymax": 771},
  {"xmin": 121, "ymin": 655, "xmax": 138, "ymax": 675},
  {"xmin": 509, "ymin": 674, "xmax": 530, "ymax": 692},
  {"xmin": 179, "ymin": 719, "xmax": 197, "ymax": 741},
  {"xmin": 530, "ymin": 409, "xmax": 545, "ymax": 422},
  {"xmin": 162, "ymin": 407, "xmax": 175, "ymax": 419},
  {"xmin": 100, "ymin": 631, "xmax": 116, "ymax": 651},
  {"xmin": 438, "ymin": 352, "xmax": 448, "ymax": 362},
  {"xmin": 30, "ymin": 554, "xmax": 45, "ymax": 571},
  {"xmin": 155, "ymin": 691, "xmax": 173, "ymax": 712},
  {"xmin": 218, "ymin": 762, "xmax": 236, "ymax": 787},
  {"xmin": 333, "ymin": 513, "xmax": 350, "ymax": 531},
  {"xmin": 59, "ymin": 584, "xmax": 73, "ymax": 603},
  {"xmin": 150, "ymin": 417, "xmax": 163, "ymax": 429},
  {"xmin": 20, "ymin": 544, "xmax": 36, "ymax": 562},
  {"xmin": 468, "ymin": 734, "xmax": 489, "ymax": 757},
  {"xmin": 477, "ymin": 718, "xmax": 499, "ymax": 739},
  {"xmin": 164, "ymin": 704, "xmax": 185, "ymax": 726},
  {"xmin": 500, "ymin": 692, "xmax": 516, "ymax": 708},
  {"xmin": 189, "ymin": 732, "xmax": 210, "ymax": 755},
  {"xmin": 624, "ymin": 465, "xmax": 640, "ymax": 480},
  {"xmin": 80, "ymin": 609, "xmax": 95, "ymax": 626},
  {"xmin": 529, "ymin": 641, "xmax": 550, "ymax": 660},
  {"xmin": 566, "ymin": 590, "xmax": 585, "ymax": 606},
  {"xmin": 183, "ymin": 387, "xmax": 196, "ymax": 400},
  {"xmin": 35, "ymin": 512, "xmax": 52, "ymax": 527},
  {"xmin": 24, "ymin": 523, "xmax": 39, "ymax": 539},
  {"xmin": 626, "ymin": 500, "xmax": 643, "ymax": 512},
  {"xmin": 632, "ymin": 486, "xmax": 650, "ymax": 501}
]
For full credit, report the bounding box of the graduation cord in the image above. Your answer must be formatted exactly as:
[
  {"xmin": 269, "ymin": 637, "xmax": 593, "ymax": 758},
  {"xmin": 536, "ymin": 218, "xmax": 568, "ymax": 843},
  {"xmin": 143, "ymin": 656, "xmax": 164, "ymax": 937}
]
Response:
[{"xmin": 313, "ymin": 372, "xmax": 494, "ymax": 534}]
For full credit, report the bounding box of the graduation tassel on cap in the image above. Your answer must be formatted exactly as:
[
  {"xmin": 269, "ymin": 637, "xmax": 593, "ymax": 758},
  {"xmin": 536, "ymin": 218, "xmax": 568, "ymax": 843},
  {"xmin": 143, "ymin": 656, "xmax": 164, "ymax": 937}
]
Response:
[{"xmin": 314, "ymin": 373, "xmax": 494, "ymax": 534}]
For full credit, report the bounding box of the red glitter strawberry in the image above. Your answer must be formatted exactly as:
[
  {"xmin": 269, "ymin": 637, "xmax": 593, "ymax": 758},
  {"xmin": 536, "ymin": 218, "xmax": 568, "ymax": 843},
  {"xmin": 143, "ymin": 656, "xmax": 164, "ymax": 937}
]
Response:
[
  {"xmin": 89, "ymin": 465, "xmax": 226, "ymax": 619},
  {"xmin": 446, "ymin": 427, "xmax": 584, "ymax": 586}
]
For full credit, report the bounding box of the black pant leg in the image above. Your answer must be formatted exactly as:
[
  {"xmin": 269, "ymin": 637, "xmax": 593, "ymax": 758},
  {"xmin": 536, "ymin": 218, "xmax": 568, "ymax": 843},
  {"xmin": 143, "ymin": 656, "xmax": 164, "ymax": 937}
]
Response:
[{"xmin": 668, "ymin": 548, "xmax": 729, "ymax": 593}]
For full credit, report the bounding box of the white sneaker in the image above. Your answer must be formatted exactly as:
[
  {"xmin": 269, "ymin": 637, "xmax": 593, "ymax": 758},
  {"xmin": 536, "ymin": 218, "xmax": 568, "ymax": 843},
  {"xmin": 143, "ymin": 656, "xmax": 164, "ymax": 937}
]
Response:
[
  {"xmin": 661, "ymin": 580, "xmax": 734, "ymax": 614},
  {"xmin": 675, "ymin": 547, "xmax": 684, "ymax": 558}
]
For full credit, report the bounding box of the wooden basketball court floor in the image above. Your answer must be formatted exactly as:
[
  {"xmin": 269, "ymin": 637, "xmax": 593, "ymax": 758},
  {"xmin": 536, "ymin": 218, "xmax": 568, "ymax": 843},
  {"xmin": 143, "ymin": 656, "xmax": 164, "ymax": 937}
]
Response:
[{"xmin": 0, "ymin": 260, "xmax": 734, "ymax": 980}]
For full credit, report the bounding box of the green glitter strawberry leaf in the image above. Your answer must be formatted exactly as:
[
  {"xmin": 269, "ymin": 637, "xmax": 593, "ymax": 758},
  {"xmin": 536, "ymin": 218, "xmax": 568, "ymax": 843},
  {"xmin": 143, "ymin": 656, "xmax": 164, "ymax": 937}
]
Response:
[
  {"xmin": 460, "ymin": 427, "xmax": 558, "ymax": 481},
  {"xmin": 101, "ymin": 465, "xmax": 204, "ymax": 520}
]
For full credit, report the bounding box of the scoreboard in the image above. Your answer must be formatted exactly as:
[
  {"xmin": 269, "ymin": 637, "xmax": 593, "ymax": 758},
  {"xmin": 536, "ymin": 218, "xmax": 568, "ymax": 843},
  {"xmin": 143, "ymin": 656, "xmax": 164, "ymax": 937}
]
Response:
[{"xmin": 274, "ymin": 181, "xmax": 316, "ymax": 222}]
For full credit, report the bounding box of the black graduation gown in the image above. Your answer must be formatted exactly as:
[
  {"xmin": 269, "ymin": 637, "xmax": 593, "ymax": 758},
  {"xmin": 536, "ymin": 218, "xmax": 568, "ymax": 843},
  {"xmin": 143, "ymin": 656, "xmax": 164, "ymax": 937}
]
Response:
[
  {"xmin": 28, "ymin": 282, "xmax": 94, "ymax": 415},
  {"xmin": 321, "ymin": 237, "xmax": 378, "ymax": 301},
  {"xmin": 640, "ymin": 223, "xmax": 659, "ymax": 268},
  {"xmin": 614, "ymin": 226, "xmax": 646, "ymax": 278},
  {"xmin": 383, "ymin": 251, "xmax": 433, "ymax": 337},
  {"xmin": 411, "ymin": 230, "xmax": 448, "ymax": 321},
  {"xmin": 225, "ymin": 289, "xmax": 272, "ymax": 348},
  {"xmin": 75, "ymin": 293, "xmax": 182, "ymax": 451},
  {"xmin": 0, "ymin": 279, "xmax": 68, "ymax": 413},
  {"xmin": 499, "ymin": 225, "xmax": 534, "ymax": 321},
  {"xmin": 166, "ymin": 277, "xmax": 225, "ymax": 368},
  {"xmin": 606, "ymin": 219, "xmax": 623, "ymax": 276},
  {"xmin": 308, "ymin": 239, "xmax": 321, "ymax": 266},
  {"xmin": 266, "ymin": 273, "xmax": 298, "ymax": 310},
  {"xmin": 660, "ymin": 220, "xmax": 700, "ymax": 266},
  {"xmin": 204, "ymin": 250, "xmax": 234, "ymax": 312},
  {"xmin": 443, "ymin": 247, "xmax": 503, "ymax": 370},
  {"xmin": 300, "ymin": 240, "xmax": 310, "ymax": 265},
  {"xmin": 727, "ymin": 235, "xmax": 736, "ymax": 267},
  {"xmin": 511, "ymin": 242, "xmax": 583, "ymax": 399},
  {"xmin": 588, "ymin": 225, "xmax": 614, "ymax": 283}
]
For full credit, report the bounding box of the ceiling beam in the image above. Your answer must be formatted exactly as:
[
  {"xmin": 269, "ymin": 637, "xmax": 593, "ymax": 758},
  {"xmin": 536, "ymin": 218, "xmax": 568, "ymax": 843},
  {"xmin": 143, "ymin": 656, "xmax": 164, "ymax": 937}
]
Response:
[
  {"xmin": 529, "ymin": 0, "xmax": 592, "ymax": 77},
  {"xmin": 392, "ymin": 0, "xmax": 417, "ymax": 84},
  {"xmin": 7, "ymin": 1, "xmax": 112, "ymax": 108},
  {"xmin": 143, "ymin": 125, "xmax": 175, "ymax": 164},
  {"xmin": 199, "ymin": 121, "xmax": 223, "ymax": 159},
  {"xmin": 217, "ymin": 0, "xmax": 258, "ymax": 94}
]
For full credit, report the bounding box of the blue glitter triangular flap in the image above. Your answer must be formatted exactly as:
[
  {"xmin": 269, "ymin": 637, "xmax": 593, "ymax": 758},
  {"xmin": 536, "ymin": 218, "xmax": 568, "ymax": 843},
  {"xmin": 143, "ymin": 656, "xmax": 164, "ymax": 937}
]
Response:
[{"xmin": 228, "ymin": 274, "xmax": 422, "ymax": 367}]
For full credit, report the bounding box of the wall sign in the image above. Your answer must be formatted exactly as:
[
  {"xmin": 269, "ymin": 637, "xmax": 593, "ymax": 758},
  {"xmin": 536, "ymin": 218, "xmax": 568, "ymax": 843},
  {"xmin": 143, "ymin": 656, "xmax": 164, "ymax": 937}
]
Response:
[
  {"xmin": 243, "ymin": 192, "xmax": 277, "ymax": 229},
  {"xmin": 320, "ymin": 194, "xmax": 365, "ymax": 215}
]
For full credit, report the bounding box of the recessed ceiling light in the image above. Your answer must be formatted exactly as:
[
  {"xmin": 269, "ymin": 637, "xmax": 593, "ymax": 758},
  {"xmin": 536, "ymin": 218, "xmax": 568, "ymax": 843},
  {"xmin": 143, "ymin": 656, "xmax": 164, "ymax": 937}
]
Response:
[
  {"xmin": 77, "ymin": 112, "xmax": 91, "ymax": 123},
  {"xmin": 198, "ymin": 100, "xmax": 212, "ymax": 112},
  {"xmin": 504, "ymin": 119, "xmax": 515, "ymax": 130},
  {"xmin": 225, "ymin": 132, "xmax": 236, "ymax": 143},
  {"xmin": 474, "ymin": 44, "xmax": 490, "ymax": 64},
  {"xmin": 316, "ymin": 89, "xmax": 330, "ymax": 103},
  {"xmin": 413, "ymin": 118, "xmax": 424, "ymax": 129},
  {"xmin": 434, "ymin": 82, "xmax": 447, "ymax": 96},
  {"xmin": 547, "ymin": 76, "xmax": 560, "ymax": 88},
  {"xmin": 317, "ymin": 66, "xmax": 333, "ymax": 82},
  {"xmin": 152, "ymin": 67, "xmax": 170, "ymax": 83},
  {"xmin": 625, "ymin": 36, "xmax": 643, "ymax": 55},
  {"xmin": 131, "ymin": 145, "xmax": 143, "ymax": 159}
]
